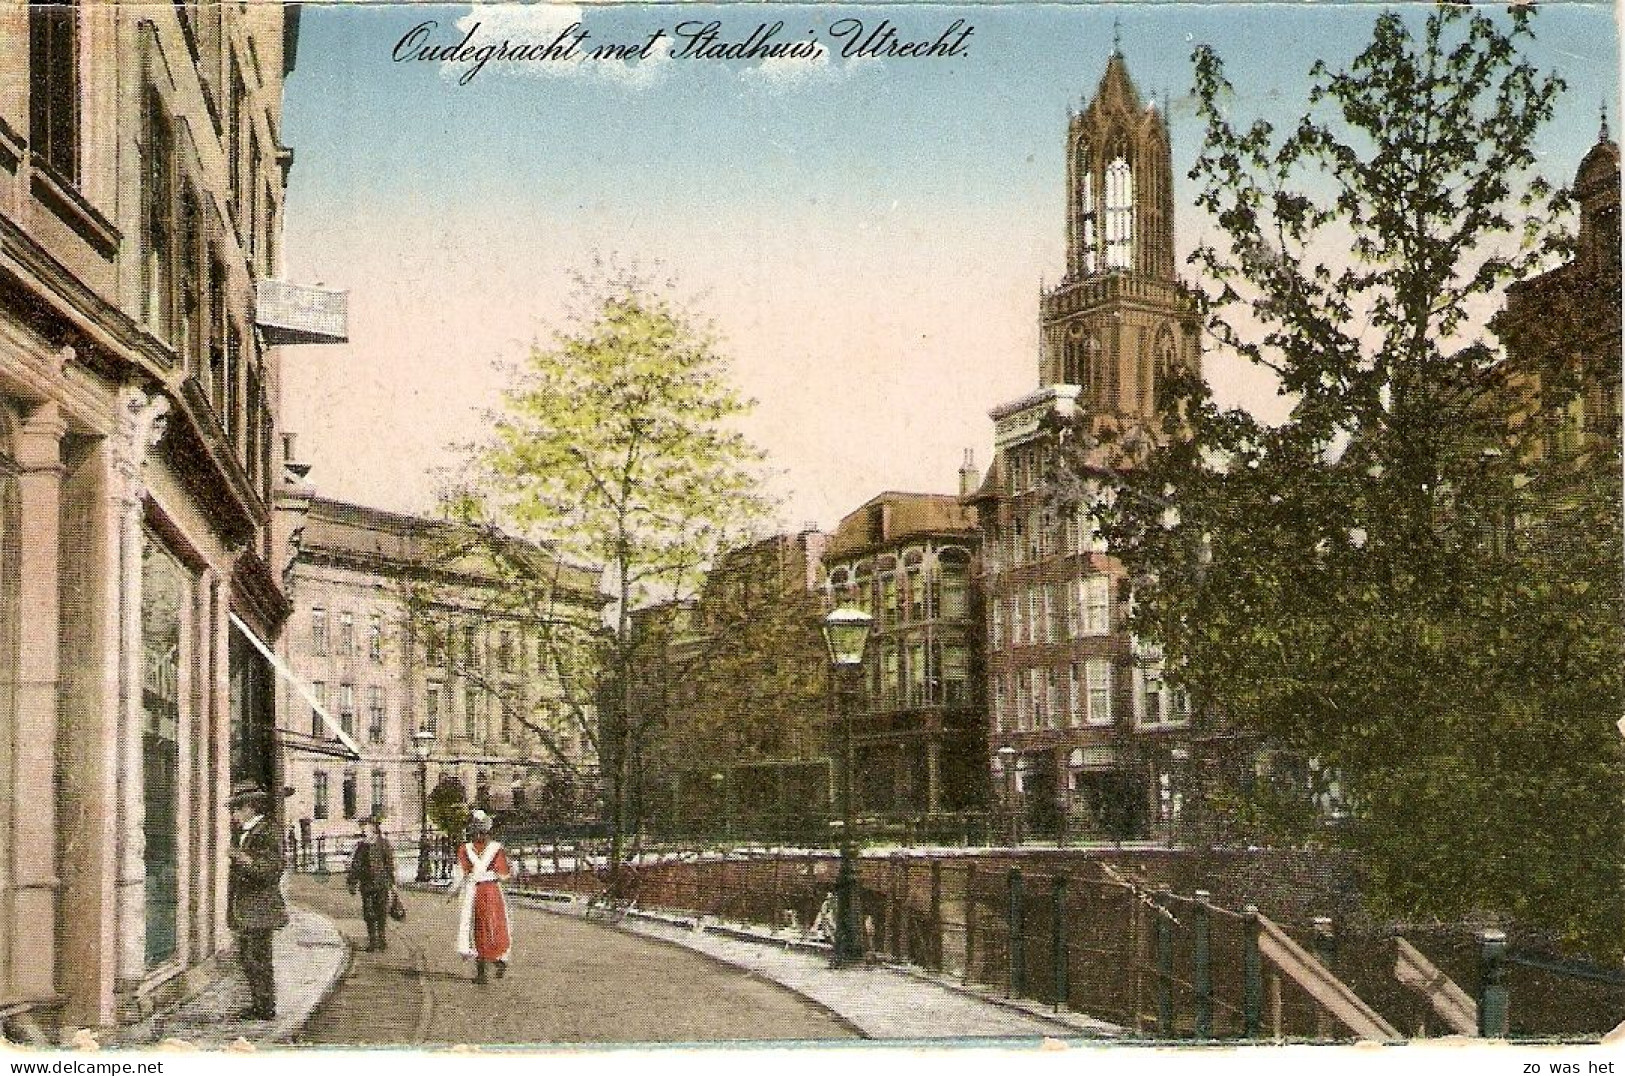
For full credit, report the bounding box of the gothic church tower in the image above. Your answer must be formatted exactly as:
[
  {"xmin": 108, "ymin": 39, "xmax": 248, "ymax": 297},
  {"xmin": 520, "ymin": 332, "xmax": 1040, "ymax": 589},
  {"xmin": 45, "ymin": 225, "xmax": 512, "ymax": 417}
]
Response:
[{"xmin": 1041, "ymin": 49, "xmax": 1200, "ymax": 428}]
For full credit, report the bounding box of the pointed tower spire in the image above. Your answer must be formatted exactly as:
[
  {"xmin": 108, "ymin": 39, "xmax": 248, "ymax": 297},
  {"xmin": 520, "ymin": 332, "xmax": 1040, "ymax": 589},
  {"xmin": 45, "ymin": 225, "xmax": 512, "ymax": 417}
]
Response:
[
  {"xmin": 1601, "ymin": 98, "xmax": 1611, "ymax": 143},
  {"xmin": 1112, "ymin": 16, "xmax": 1122, "ymax": 55}
]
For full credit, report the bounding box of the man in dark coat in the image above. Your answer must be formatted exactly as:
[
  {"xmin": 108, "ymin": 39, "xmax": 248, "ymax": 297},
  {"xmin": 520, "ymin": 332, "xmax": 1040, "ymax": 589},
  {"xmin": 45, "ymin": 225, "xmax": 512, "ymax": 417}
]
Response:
[
  {"xmin": 227, "ymin": 781, "xmax": 289, "ymax": 1021},
  {"xmin": 347, "ymin": 816, "xmax": 397, "ymax": 951}
]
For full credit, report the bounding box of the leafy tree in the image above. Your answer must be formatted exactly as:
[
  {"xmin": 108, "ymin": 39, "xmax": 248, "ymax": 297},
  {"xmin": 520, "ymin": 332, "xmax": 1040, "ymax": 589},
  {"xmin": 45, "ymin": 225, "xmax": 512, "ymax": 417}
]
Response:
[
  {"xmin": 637, "ymin": 537, "xmax": 833, "ymax": 838},
  {"xmin": 427, "ymin": 776, "xmax": 470, "ymax": 839},
  {"xmin": 1084, "ymin": 6, "xmax": 1622, "ymax": 957},
  {"xmin": 399, "ymin": 519, "xmax": 607, "ymax": 826},
  {"xmin": 446, "ymin": 264, "xmax": 773, "ymax": 884}
]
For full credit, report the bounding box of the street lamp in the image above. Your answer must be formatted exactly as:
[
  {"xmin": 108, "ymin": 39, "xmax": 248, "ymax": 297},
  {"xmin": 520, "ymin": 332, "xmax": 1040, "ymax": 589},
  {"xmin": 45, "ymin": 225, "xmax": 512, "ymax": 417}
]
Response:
[
  {"xmin": 412, "ymin": 729, "xmax": 435, "ymax": 882},
  {"xmin": 822, "ymin": 606, "xmax": 872, "ymax": 968},
  {"xmin": 997, "ymin": 745, "xmax": 1019, "ymax": 848}
]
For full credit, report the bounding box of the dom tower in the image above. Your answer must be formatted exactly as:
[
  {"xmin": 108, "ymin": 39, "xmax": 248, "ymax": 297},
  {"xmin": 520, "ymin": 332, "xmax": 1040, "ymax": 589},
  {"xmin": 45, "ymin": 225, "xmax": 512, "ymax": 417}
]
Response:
[{"xmin": 968, "ymin": 47, "xmax": 1203, "ymax": 843}]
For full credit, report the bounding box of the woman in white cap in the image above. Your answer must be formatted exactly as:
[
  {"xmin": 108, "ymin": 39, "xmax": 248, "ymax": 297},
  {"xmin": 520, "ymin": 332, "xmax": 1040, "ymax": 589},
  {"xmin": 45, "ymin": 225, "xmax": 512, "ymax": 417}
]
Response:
[{"xmin": 447, "ymin": 809, "xmax": 512, "ymax": 984}]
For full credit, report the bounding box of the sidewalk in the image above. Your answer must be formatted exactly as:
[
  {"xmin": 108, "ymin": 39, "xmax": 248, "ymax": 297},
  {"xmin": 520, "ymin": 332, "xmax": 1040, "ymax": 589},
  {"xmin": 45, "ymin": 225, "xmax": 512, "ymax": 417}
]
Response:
[
  {"xmin": 513, "ymin": 890, "xmax": 1128, "ymax": 1040},
  {"xmin": 120, "ymin": 907, "xmax": 349, "ymax": 1048}
]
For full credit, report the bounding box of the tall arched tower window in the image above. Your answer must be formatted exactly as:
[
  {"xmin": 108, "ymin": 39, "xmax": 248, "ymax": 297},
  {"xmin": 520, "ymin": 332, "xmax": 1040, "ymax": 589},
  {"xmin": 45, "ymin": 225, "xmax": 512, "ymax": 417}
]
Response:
[
  {"xmin": 1105, "ymin": 157, "xmax": 1134, "ymax": 269},
  {"xmin": 1079, "ymin": 170, "xmax": 1097, "ymax": 275},
  {"xmin": 1152, "ymin": 326, "xmax": 1176, "ymax": 410}
]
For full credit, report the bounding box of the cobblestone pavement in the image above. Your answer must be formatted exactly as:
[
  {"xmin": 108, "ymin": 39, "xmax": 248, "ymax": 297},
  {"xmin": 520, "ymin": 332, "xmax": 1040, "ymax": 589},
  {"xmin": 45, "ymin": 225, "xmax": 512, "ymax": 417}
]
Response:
[{"xmin": 291, "ymin": 874, "xmax": 859, "ymax": 1045}]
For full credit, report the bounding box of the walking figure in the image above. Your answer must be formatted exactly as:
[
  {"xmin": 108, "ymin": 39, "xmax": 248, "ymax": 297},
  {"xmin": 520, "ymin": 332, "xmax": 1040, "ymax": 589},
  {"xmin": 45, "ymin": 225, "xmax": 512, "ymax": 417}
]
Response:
[
  {"xmin": 448, "ymin": 810, "xmax": 512, "ymax": 984},
  {"xmin": 347, "ymin": 815, "xmax": 397, "ymax": 951}
]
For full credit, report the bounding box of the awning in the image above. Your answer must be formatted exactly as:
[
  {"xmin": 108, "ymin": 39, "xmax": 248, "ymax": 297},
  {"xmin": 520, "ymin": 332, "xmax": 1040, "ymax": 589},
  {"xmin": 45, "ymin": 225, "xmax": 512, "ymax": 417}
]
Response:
[{"xmin": 230, "ymin": 612, "xmax": 362, "ymax": 759}]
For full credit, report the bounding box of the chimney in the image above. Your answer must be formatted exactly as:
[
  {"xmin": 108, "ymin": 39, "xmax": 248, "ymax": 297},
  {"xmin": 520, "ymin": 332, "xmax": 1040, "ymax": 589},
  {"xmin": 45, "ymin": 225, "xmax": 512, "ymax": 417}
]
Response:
[
  {"xmin": 958, "ymin": 448, "xmax": 979, "ymax": 498},
  {"xmin": 282, "ymin": 431, "xmax": 312, "ymax": 479}
]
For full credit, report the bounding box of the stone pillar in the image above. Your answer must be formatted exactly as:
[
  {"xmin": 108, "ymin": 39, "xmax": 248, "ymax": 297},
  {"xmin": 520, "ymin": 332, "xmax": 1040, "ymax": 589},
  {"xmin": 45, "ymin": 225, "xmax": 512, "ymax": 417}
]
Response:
[
  {"xmin": 112, "ymin": 387, "xmax": 167, "ymax": 993},
  {"xmin": 10, "ymin": 400, "xmax": 65, "ymax": 1003}
]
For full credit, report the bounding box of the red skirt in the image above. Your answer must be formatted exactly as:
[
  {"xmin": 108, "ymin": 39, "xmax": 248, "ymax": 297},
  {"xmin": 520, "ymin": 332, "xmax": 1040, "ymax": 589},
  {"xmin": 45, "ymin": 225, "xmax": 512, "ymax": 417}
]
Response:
[{"xmin": 471, "ymin": 880, "xmax": 511, "ymax": 960}]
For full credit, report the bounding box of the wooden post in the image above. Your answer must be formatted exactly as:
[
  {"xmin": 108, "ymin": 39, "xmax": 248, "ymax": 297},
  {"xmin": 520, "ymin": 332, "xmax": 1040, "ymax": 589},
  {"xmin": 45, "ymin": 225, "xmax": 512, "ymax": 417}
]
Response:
[
  {"xmin": 1052, "ymin": 874, "xmax": 1069, "ymax": 1011},
  {"xmin": 1242, "ymin": 903, "xmax": 1263, "ymax": 1038},
  {"xmin": 929, "ymin": 860, "xmax": 943, "ymax": 971},
  {"xmin": 1155, "ymin": 887, "xmax": 1174, "ymax": 1037},
  {"xmin": 963, "ymin": 865, "xmax": 979, "ymax": 985},
  {"xmin": 1193, "ymin": 890, "xmax": 1213, "ymax": 1038},
  {"xmin": 1477, "ymin": 930, "xmax": 1509, "ymax": 1038},
  {"xmin": 890, "ymin": 858, "xmax": 905, "ymax": 959},
  {"xmin": 1312, "ymin": 916, "xmax": 1336, "ymax": 1040},
  {"xmin": 1008, "ymin": 866, "xmax": 1026, "ymax": 998}
]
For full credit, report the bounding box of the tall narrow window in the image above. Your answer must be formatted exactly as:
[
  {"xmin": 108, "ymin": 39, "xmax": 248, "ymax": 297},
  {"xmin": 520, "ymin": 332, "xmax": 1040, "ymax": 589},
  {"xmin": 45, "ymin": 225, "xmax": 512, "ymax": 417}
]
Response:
[
  {"xmin": 1105, "ymin": 157, "xmax": 1134, "ymax": 269},
  {"xmin": 367, "ymin": 686, "xmax": 384, "ymax": 744},
  {"xmin": 339, "ymin": 611, "xmax": 354, "ymax": 656},
  {"xmin": 368, "ymin": 613, "xmax": 383, "ymax": 661},
  {"xmin": 310, "ymin": 681, "xmax": 325, "ymax": 738},
  {"xmin": 338, "ymin": 683, "xmax": 354, "ymax": 737},
  {"xmin": 209, "ymin": 259, "xmax": 228, "ymax": 413},
  {"xmin": 142, "ymin": 92, "xmax": 176, "ymax": 341},
  {"xmin": 1079, "ymin": 171, "xmax": 1097, "ymax": 274},
  {"xmin": 423, "ymin": 685, "xmax": 440, "ymax": 736},
  {"xmin": 29, "ymin": 0, "xmax": 79, "ymax": 184},
  {"xmin": 1086, "ymin": 660, "xmax": 1113, "ymax": 725},
  {"xmin": 370, "ymin": 770, "xmax": 387, "ymax": 817},
  {"xmin": 311, "ymin": 608, "xmax": 328, "ymax": 656},
  {"xmin": 313, "ymin": 772, "xmax": 329, "ymax": 820}
]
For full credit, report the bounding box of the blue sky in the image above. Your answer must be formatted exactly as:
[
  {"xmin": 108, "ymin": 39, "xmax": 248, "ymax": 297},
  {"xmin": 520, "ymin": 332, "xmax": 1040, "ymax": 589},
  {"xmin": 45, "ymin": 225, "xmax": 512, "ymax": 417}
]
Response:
[{"xmin": 278, "ymin": 3, "xmax": 1621, "ymax": 531}]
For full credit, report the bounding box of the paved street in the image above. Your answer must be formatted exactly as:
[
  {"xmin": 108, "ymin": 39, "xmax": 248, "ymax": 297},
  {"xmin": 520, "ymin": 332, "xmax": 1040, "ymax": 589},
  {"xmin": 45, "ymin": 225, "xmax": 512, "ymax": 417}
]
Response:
[{"xmin": 290, "ymin": 874, "xmax": 858, "ymax": 1045}]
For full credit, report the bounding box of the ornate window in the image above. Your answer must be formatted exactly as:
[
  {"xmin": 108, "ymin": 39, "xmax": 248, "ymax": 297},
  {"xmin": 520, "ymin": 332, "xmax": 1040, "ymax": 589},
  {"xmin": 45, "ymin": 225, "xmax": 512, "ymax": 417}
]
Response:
[{"xmin": 1105, "ymin": 156, "xmax": 1134, "ymax": 269}]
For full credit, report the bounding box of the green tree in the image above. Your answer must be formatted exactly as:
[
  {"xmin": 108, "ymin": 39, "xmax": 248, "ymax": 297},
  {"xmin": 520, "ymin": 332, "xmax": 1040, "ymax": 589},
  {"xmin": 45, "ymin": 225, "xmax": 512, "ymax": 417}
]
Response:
[
  {"xmin": 447, "ymin": 264, "xmax": 773, "ymax": 884},
  {"xmin": 1085, "ymin": 6, "xmax": 1622, "ymax": 957}
]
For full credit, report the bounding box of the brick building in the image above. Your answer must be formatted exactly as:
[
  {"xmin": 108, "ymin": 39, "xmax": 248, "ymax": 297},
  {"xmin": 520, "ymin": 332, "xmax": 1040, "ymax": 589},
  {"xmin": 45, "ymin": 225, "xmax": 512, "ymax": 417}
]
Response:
[
  {"xmin": 966, "ymin": 49, "xmax": 1206, "ymax": 841},
  {"xmin": 1493, "ymin": 117, "xmax": 1621, "ymax": 464},
  {"xmin": 821, "ymin": 489, "xmax": 987, "ymax": 819},
  {"xmin": 0, "ymin": 6, "xmax": 342, "ymax": 1033}
]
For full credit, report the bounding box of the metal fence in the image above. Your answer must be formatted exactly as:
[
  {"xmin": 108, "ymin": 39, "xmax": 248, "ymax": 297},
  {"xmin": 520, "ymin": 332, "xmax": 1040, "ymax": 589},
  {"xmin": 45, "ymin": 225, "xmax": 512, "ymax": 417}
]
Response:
[{"xmin": 503, "ymin": 846, "xmax": 1621, "ymax": 1040}]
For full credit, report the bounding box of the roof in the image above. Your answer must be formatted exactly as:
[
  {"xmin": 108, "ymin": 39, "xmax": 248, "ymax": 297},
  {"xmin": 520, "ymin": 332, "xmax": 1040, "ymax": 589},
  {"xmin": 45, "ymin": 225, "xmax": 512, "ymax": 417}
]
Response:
[
  {"xmin": 823, "ymin": 492, "xmax": 979, "ymax": 561},
  {"xmin": 296, "ymin": 498, "xmax": 602, "ymax": 600}
]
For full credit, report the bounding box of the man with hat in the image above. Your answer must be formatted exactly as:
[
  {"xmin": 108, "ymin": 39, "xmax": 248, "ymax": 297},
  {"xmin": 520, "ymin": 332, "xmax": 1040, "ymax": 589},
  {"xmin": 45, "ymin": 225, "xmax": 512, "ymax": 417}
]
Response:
[
  {"xmin": 227, "ymin": 780, "xmax": 288, "ymax": 1020},
  {"xmin": 346, "ymin": 813, "xmax": 397, "ymax": 951}
]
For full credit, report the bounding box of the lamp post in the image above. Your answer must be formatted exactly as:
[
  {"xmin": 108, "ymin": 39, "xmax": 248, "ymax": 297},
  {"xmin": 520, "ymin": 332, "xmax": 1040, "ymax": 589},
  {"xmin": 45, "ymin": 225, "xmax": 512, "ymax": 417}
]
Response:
[
  {"xmin": 822, "ymin": 607, "xmax": 872, "ymax": 968},
  {"xmin": 413, "ymin": 730, "xmax": 434, "ymax": 882},
  {"xmin": 997, "ymin": 745, "xmax": 1018, "ymax": 847}
]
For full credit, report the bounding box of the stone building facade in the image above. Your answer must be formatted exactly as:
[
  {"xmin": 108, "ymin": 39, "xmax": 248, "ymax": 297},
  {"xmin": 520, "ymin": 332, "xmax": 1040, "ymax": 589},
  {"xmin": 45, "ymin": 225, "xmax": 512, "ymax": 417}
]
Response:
[
  {"xmin": 280, "ymin": 497, "xmax": 603, "ymax": 851},
  {"xmin": 0, "ymin": 6, "xmax": 341, "ymax": 1034},
  {"xmin": 967, "ymin": 50, "xmax": 1206, "ymax": 841},
  {"xmin": 821, "ymin": 491, "xmax": 986, "ymax": 818}
]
